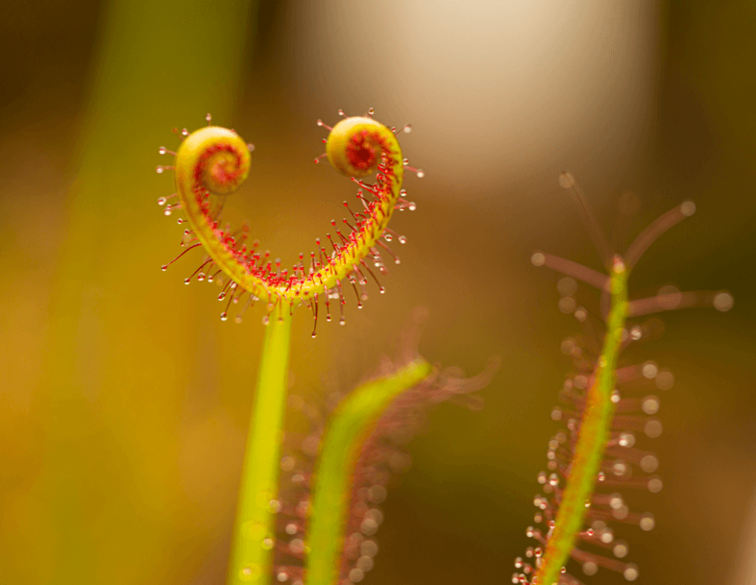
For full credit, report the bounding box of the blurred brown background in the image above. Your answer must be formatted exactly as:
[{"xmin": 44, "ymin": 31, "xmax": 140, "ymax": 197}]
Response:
[{"xmin": 1, "ymin": 1, "xmax": 755, "ymax": 584}]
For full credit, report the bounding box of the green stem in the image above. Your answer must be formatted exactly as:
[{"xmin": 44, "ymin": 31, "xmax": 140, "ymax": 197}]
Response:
[
  {"xmin": 228, "ymin": 311, "xmax": 293, "ymax": 585},
  {"xmin": 305, "ymin": 359, "xmax": 434, "ymax": 585},
  {"xmin": 535, "ymin": 257, "xmax": 629, "ymax": 585}
]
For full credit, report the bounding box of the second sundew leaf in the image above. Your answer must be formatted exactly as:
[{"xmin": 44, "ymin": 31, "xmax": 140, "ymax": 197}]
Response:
[
  {"xmin": 305, "ymin": 359, "xmax": 434, "ymax": 585},
  {"xmin": 516, "ymin": 175, "xmax": 733, "ymax": 585},
  {"xmin": 534, "ymin": 258, "xmax": 628, "ymax": 585}
]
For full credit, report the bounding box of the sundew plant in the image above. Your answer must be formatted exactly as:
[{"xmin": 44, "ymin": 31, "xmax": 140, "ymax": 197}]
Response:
[
  {"xmin": 513, "ymin": 175, "xmax": 732, "ymax": 584},
  {"xmin": 154, "ymin": 114, "xmax": 730, "ymax": 585},
  {"xmin": 154, "ymin": 110, "xmax": 494, "ymax": 585}
]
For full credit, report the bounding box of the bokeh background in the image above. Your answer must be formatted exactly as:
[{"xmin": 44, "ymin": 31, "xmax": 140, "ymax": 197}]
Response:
[{"xmin": 1, "ymin": 1, "xmax": 755, "ymax": 584}]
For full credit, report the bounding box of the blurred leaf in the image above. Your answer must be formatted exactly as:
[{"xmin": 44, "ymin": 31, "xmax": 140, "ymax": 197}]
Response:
[{"xmin": 12, "ymin": 2, "xmax": 257, "ymax": 584}]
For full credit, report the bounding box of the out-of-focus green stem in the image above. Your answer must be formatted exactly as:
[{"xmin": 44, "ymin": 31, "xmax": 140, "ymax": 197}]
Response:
[
  {"xmin": 305, "ymin": 359, "xmax": 434, "ymax": 585},
  {"xmin": 535, "ymin": 257, "xmax": 628, "ymax": 585},
  {"xmin": 228, "ymin": 311, "xmax": 292, "ymax": 585}
]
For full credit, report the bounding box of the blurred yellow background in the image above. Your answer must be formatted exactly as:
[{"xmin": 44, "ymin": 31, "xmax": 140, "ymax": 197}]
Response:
[{"xmin": 1, "ymin": 1, "xmax": 755, "ymax": 584}]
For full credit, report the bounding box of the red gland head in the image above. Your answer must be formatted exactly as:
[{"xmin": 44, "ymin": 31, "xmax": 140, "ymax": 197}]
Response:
[{"xmin": 326, "ymin": 116, "xmax": 389, "ymax": 178}]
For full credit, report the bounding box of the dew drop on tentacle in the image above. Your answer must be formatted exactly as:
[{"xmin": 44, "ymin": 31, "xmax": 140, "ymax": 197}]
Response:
[
  {"xmin": 531, "ymin": 252, "xmax": 546, "ymax": 267},
  {"xmin": 618, "ymin": 432, "xmax": 635, "ymax": 448},
  {"xmin": 644, "ymin": 419, "xmax": 663, "ymax": 438},
  {"xmin": 316, "ymin": 119, "xmax": 333, "ymax": 132},
  {"xmin": 647, "ymin": 477, "xmax": 663, "ymax": 493},
  {"xmin": 713, "ymin": 291, "xmax": 734, "ymax": 312},
  {"xmin": 680, "ymin": 201, "xmax": 696, "ymax": 217},
  {"xmin": 239, "ymin": 563, "xmax": 261, "ymax": 581},
  {"xmin": 624, "ymin": 563, "xmax": 639, "ymax": 581},
  {"xmin": 403, "ymin": 163, "xmax": 424, "ymax": 178},
  {"xmin": 559, "ymin": 172, "xmax": 576, "ymax": 189},
  {"xmin": 655, "ymin": 370, "xmax": 674, "ymax": 390}
]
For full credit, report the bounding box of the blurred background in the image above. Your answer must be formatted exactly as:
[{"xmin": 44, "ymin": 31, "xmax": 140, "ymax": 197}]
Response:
[{"xmin": 1, "ymin": 1, "xmax": 755, "ymax": 584}]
